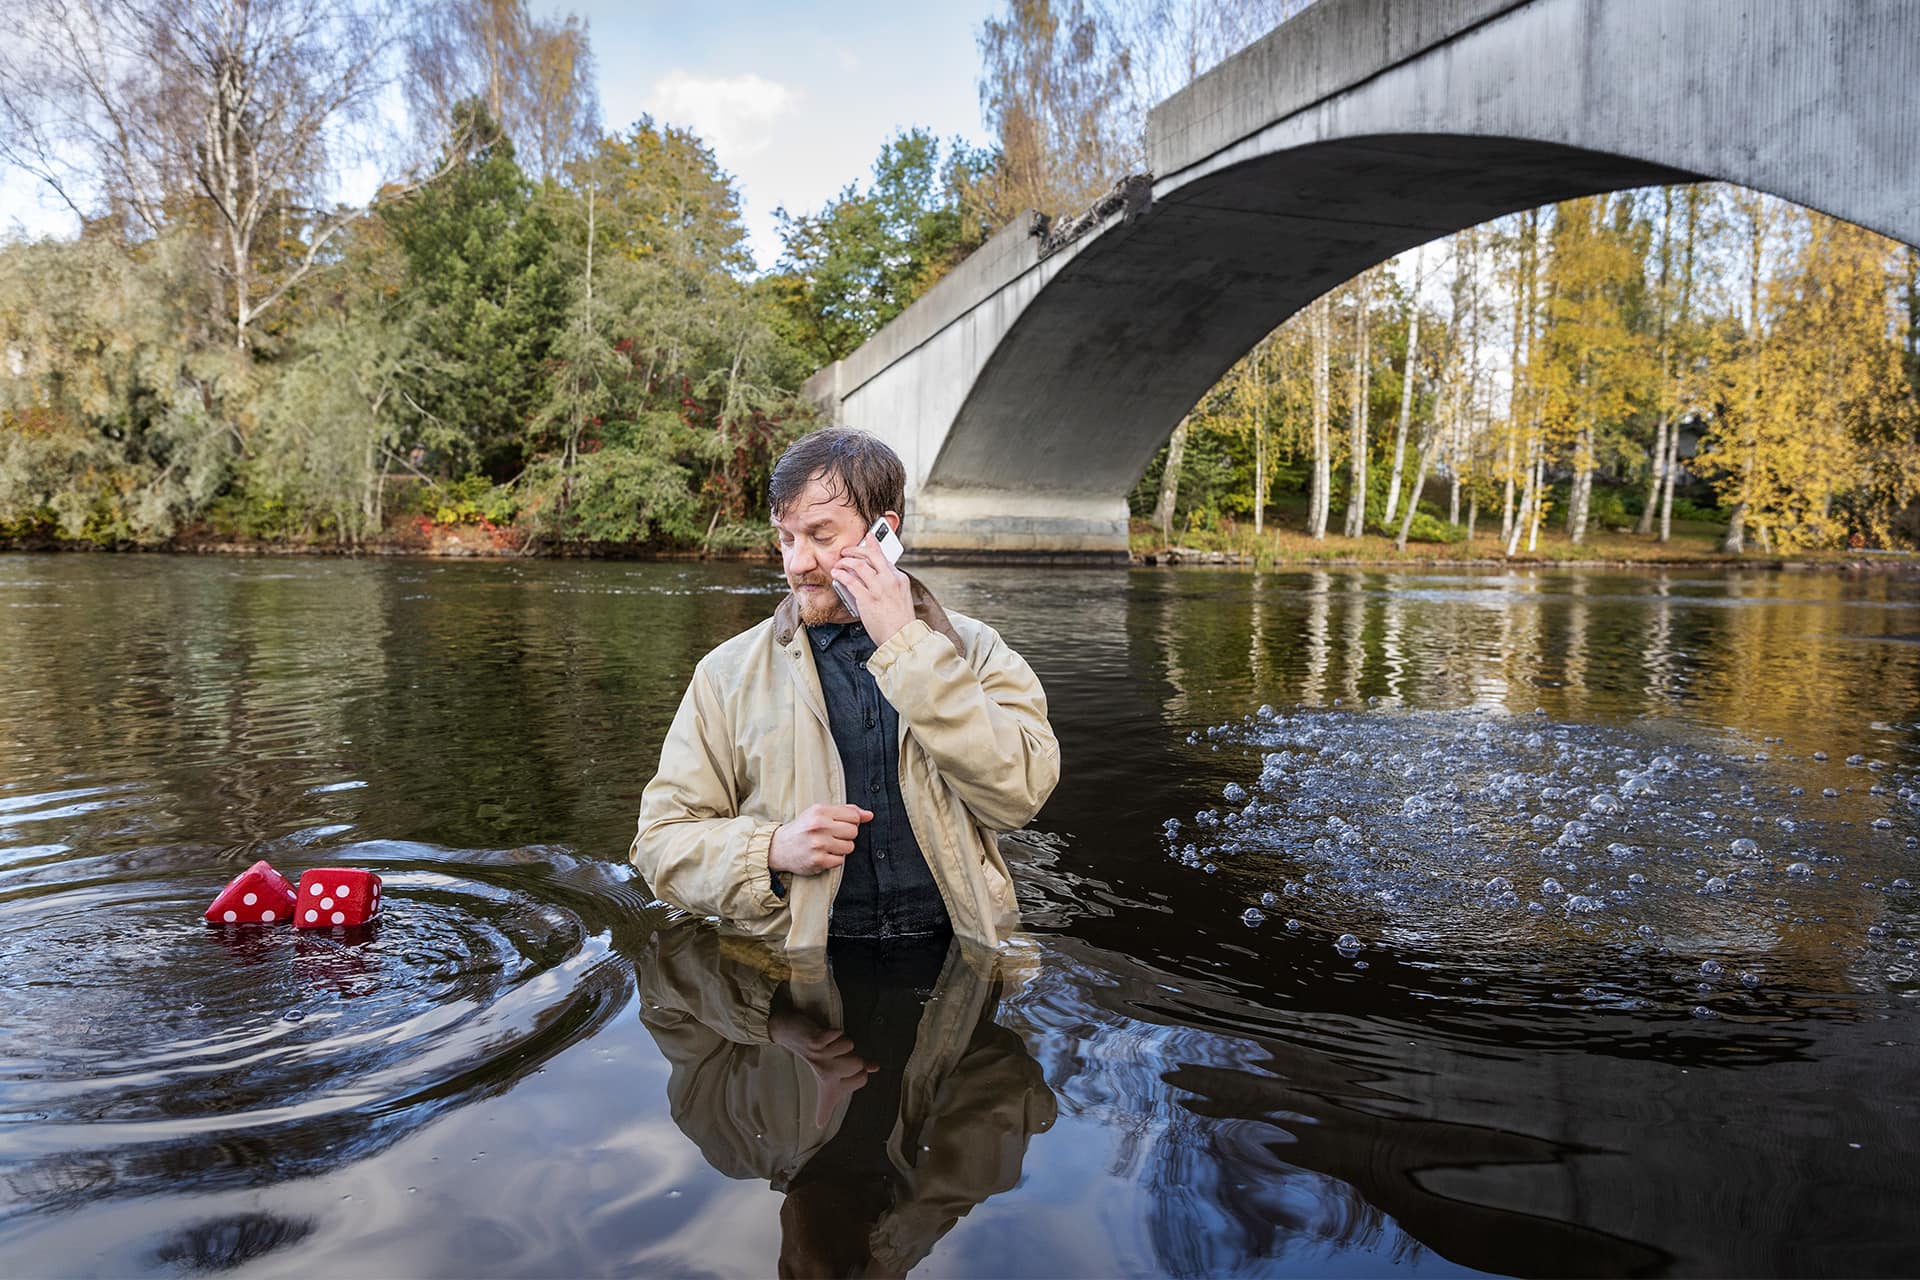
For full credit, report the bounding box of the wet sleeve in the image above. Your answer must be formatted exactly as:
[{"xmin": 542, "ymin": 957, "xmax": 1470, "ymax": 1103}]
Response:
[{"xmin": 631, "ymin": 665, "xmax": 788, "ymax": 926}]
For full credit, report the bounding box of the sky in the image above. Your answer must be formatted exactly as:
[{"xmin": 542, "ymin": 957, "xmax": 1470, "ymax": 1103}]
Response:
[{"xmin": 0, "ymin": 1, "xmax": 999, "ymax": 273}]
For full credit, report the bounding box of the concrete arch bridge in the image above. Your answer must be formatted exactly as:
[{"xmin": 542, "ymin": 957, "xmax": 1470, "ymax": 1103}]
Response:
[{"xmin": 801, "ymin": 0, "xmax": 1920, "ymax": 561}]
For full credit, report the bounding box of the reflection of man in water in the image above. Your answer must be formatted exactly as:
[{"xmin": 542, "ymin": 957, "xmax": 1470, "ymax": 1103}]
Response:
[
  {"xmin": 632, "ymin": 429, "xmax": 1059, "ymax": 950},
  {"xmin": 638, "ymin": 926, "xmax": 1055, "ymax": 1277}
]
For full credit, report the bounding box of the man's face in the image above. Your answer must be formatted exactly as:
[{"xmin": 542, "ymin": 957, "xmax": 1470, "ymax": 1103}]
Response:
[{"xmin": 773, "ymin": 474, "xmax": 895, "ymax": 626}]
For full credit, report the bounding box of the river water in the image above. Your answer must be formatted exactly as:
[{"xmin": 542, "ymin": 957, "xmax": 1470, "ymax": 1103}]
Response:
[{"xmin": 2, "ymin": 554, "xmax": 1917, "ymax": 1276}]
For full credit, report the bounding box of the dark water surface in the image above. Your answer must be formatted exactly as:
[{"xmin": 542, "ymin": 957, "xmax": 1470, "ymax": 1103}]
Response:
[{"xmin": 3, "ymin": 554, "xmax": 1919, "ymax": 1276}]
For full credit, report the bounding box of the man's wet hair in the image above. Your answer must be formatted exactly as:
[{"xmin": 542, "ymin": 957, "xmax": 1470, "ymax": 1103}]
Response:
[{"xmin": 769, "ymin": 429, "xmax": 905, "ymax": 526}]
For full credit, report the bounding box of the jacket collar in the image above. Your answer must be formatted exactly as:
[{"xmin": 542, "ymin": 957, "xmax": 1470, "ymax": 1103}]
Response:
[{"xmin": 774, "ymin": 572, "xmax": 964, "ymax": 653}]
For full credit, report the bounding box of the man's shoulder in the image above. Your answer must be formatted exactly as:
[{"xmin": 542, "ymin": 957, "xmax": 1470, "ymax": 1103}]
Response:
[
  {"xmin": 692, "ymin": 614, "xmax": 782, "ymax": 683},
  {"xmin": 938, "ymin": 607, "xmax": 1016, "ymax": 663}
]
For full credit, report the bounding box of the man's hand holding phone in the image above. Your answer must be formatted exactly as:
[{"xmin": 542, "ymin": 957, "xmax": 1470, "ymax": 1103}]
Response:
[{"xmin": 830, "ymin": 518, "xmax": 913, "ymax": 645}]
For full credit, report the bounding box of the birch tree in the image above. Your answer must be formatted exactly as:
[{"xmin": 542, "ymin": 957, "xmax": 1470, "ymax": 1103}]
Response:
[{"xmin": 0, "ymin": 0, "xmax": 410, "ymax": 350}]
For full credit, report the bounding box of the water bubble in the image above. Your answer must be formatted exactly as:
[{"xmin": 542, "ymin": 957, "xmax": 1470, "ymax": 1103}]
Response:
[
  {"xmin": 1738, "ymin": 970, "xmax": 1761, "ymax": 989},
  {"xmin": 1813, "ymin": 750, "xmax": 1829, "ymax": 761},
  {"xmin": 1541, "ymin": 877, "xmax": 1565, "ymax": 896},
  {"xmin": 1730, "ymin": 837, "xmax": 1760, "ymax": 858},
  {"xmin": 1787, "ymin": 862, "xmax": 1814, "ymax": 877},
  {"xmin": 1589, "ymin": 792, "xmax": 1622, "ymax": 816},
  {"xmin": 1564, "ymin": 895, "xmax": 1604, "ymax": 915},
  {"xmin": 1702, "ymin": 877, "xmax": 1728, "ymax": 894},
  {"xmin": 1223, "ymin": 782, "xmax": 1249, "ymax": 804},
  {"xmin": 1700, "ymin": 959, "xmax": 1725, "ymax": 978},
  {"xmin": 1637, "ymin": 924, "xmax": 1657, "ymax": 938},
  {"xmin": 1202, "ymin": 862, "xmax": 1218, "ymax": 875},
  {"xmin": 1893, "ymin": 879, "xmax": 1912, "ymax": 891},
  {"xmin": 1284, "ymin": 881, "xmax": 1302, "ymax": 897},
  {"xmin": 1870, "ymin": 818, "xmax": 1895, "ymax": 830},
  {"xmin": 1628, "ymin": 872, "xmax": 1648, "ymax": 886},
  {"xmin": 1847, "ymin": 754, "xmax": 1867, "ymax": 767},
  {"xmin": 1776, "ymin": 818, "xmax": 1797, "ymax": 833},
  {"xmin": 1824, "ymin": 788, "xmax": 1841, "ymax": 798},
  {"xmin": 1691, "ymin": 1006, "xmax": 1719, "ymax": 1020},
  {"xmin": 1260, "ymin": 890, "xmax": 1282, "ymax": 909},
  {"xmin": 1486, "ymin": 876, "xmax": 1513, "ymax": 894},
  {"xmin": 1335, "ymin": 933, "xmax": 1363, "ymax": 955},
  {"xmin": 1284, "ymin": 918, "xmax": 1302, "ymax": 931},
  {"xmin": 1241, "ymin": 907, "xmax": 1266, "ymax": 927}
]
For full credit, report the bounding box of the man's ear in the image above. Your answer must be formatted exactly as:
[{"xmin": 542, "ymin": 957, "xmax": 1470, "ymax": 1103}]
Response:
[{"xmin": 883, "ymin": 511, "xmax": 901, "ymax": 534}]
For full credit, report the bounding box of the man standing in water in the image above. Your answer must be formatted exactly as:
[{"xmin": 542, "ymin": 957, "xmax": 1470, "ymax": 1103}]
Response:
[{"xmin": 632, "ymin": 428, "xmax": 1059, "ymax": 949}]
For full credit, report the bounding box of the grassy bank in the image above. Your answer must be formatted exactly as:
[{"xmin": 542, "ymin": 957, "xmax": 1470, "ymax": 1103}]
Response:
[{"xmin": 1130, "ymin": 517, "xmax": 1910, "ymax": 570}]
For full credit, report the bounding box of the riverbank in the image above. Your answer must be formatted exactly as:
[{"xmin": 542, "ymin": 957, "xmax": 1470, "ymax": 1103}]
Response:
[
  {"xmin": 1130, "ymin": 519, "xmax": 1917, "ymax": 572},
  {"xmin": 5, "ymin": 515, "xmax": 1913, "ymax": 573}
]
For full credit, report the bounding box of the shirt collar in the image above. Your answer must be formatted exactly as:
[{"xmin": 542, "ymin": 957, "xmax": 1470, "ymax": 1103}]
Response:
[{"xmin": 810, "ymin": 621, "xmax": 868, "ymax": 651}]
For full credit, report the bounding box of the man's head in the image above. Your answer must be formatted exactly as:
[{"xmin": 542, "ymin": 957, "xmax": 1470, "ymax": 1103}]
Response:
[{"xmin": 769, "ymin": 429, "xmax": 905, "ymax": 626}]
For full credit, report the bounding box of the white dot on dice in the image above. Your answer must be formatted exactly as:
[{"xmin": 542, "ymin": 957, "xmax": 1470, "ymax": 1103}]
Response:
[
  {"xmin": 331, "ymin": 912, "xmax": 344, "ymax": 925},
  {"xmin": 262, "ymin": 910, "xmax": 276, "ymax": 922},
  {"xmin": 336, "ymin": 884, "xmax": 350, "ymax": 896},
  {"xmin": 310, "ymin": 883, "xmax": 322, "ymax": 896},
  {"xmin": 320, "ymin": 897, "xmax": 333, "ymax": 909},
  {"xmin": 243, "ymin": 892, "xmax": 257, "ymax": 906},
  {"xmin": 305, "ymin": 909, "xmax": 318, "ymax": 922},
  {"xmin": 223, "ymin": 910, "xmax": 237, "ymax": 922}
]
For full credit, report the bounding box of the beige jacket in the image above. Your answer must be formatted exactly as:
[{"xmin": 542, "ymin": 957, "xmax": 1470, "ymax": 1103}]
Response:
[
  {"xmin": 637, "ymin": 927, "xmax": 1057, "ymax": 1275},
  {"xmin": 631, "ymin": 578, "xmax": 1059, "ymax": 950}
]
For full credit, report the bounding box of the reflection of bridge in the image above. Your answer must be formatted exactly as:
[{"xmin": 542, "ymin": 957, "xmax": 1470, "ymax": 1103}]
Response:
[{"xmin": 803, "ymin": 0, "xmax": 1920, "ymax": 562}]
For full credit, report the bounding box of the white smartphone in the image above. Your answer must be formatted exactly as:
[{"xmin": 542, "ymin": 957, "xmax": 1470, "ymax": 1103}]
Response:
[{"xmin": 833, "ymin": 516, "xmax": 904, "ymax": 619}]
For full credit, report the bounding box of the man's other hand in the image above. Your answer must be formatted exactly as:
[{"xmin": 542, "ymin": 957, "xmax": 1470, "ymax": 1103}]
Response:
[{"xmin": 770, "ymin": 803, "xmax": 874, "ymax": 877}]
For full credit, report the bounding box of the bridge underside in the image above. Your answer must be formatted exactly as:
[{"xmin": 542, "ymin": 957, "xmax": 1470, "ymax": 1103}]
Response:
[
  {"xmin": 811, "ymin": 0, "xmax": 1920, "ymax": 562},
  {"xmin": 908, "ymin": 135, "xmax": 1692, "ymax": 561}
]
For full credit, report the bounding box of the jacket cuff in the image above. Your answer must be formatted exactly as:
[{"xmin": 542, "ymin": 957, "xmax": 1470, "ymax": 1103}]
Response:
[
  {"xmin": 867, "ymin": 618, "xmax": 934, "ymax": 678},
  {"xmin": 745, "ymin": 822, "xmax": 783, "ymax": 913}
]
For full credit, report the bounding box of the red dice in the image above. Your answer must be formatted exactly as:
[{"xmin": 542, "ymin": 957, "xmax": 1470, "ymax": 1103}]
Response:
[
  {"xmin": 204, "ymin": 859, "xmax": 298, "ymax": 926},
  {"xmin": 294, "ymin": 868, "xmax": 382, "ymax": 928}
]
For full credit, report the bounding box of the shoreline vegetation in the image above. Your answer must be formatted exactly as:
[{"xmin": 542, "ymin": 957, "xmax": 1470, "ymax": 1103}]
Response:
[
  {"xmin": 6, "ymin": 513, "xmax": 1913, "ymax": 574},
  {"xmin": 2, "ymin": 1, "xmax": 1915, "ymax": 572}
]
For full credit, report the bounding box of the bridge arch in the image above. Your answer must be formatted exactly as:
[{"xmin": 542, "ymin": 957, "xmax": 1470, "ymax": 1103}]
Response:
[{"xmin": 803, "ymin": 0, "xmax": 1920, "ymax": 560}]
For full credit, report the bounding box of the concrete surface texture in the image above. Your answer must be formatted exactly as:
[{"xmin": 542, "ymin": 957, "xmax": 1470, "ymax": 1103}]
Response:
[{"xmin": 803, "ymin": 0, "xmax": 1920, "ymax": 561}]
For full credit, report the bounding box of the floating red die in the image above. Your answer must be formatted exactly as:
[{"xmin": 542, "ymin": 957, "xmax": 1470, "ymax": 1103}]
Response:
[
  {"xmin": 205, "ymin": 860, "xmax": 297, "ymax": 926},
  {"xmin": 294, "ymin": 868, "xmax": 383, "ymax": 928}
]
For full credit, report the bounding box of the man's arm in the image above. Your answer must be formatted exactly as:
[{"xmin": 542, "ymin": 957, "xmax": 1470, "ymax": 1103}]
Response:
[
  {"xmin": 632, "ymin": 665, "xmax": 788, "ymax": 924},
  {"xmin": 866, "ymin": 620, "xmax": 1060, "ymax": 832}
]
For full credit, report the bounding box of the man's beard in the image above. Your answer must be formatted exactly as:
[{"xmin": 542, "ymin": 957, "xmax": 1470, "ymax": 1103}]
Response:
[{"xmin": 791, "ymin": 580, "xmax": 849, "ymax": 626}]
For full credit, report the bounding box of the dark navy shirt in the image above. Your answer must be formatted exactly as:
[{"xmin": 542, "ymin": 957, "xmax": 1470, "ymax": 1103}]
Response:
[{"xmin": 807, "ymin": 622, "xmax": 951, "ymax": 940}]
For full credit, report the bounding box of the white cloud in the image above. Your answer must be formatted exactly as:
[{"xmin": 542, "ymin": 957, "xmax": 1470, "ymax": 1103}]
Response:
[{"xmin": 646, "ymin": 70, "xmax": 797, "ymax": 162}]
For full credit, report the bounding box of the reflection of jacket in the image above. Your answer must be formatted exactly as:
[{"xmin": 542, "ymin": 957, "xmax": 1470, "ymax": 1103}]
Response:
[
  {"xmin": 631, "ymin": 579, "xmax": 1059, "ymax": 950},
  {"xmin": 637, "ymin": 927, "xmax": 1057, "ymax": 1276}
]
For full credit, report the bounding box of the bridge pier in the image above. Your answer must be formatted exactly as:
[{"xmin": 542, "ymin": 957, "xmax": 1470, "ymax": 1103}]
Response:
[{"xmin": 905, "ymin": 487, "xmax": 1129, "ymax": 564}]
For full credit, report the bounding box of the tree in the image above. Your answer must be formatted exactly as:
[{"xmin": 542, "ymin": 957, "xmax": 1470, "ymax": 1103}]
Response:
[
  {"xmin": 0, "ymin": 228, "xmax": 238, "ymax": 542},
  {"xmin": 967, "ymin": 0, "xmax": 1133, "ymax": 226},
  {"xmin": 404, "ymin": 0, "xmax": 598, "ymax": 183},
  {"xmin": 773, "ymin": 130, "xmax": 995, "ymax": 367},
  {"xmin": 1342, "ymin": 268, "xmax": 1373, "ymax": 537},
  {"xmin": 379, "ymin": 101, "xmax": 569, "ymax": 480},
  {"xmin": 0, "ymin": 0, "xmax": 409, "ymax": 350},
  {"xmin": 1382, "ymin": 245, "xmax": 1426, "ymax": 526}
]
